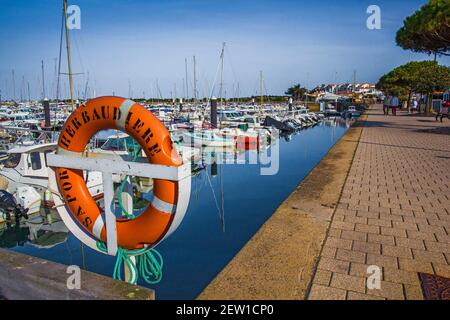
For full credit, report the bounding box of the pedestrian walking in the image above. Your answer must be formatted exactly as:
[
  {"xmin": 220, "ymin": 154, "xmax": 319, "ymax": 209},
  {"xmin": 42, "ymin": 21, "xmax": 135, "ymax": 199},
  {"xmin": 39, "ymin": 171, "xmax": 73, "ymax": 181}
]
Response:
[
  {"xmin": 391, "ymin": 95, "xmax": 399, "ymax": 116},
  {"xmin": 411, "ymin": 98, "xmax": 418, "ymax": 113},
  {"xmin": 383, "ymin": 95, "xmax": 390, "ymax": 115}
]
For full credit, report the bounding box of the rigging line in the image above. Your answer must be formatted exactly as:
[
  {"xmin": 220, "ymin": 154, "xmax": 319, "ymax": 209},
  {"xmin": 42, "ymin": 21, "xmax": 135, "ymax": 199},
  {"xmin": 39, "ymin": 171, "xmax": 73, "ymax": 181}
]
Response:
[
  {"xmin": 73, "ymin": 27, "xmax": 91, "ymax": 76},
  {"xmin": 71, "ymin": 29, "xmax": 86, "ymax": 79},
  {"xmin": 205, "ymin": 49, "xmax": 225, "ymax": 108},
  {"xmin": 263, "ymin": 80, "xmax": 269, "ymax": 97},
  {"xmin": 81, "ymin": 242, "xmax": 87, "ymax": 270},
  {"xmin": 65, "ymin": 238, "xmax": 74, "ymax": 265},
  {"xmin": 56, "ymin": 4, "xmax": 64, "ymax": 121},
  {"xmin": 205, "ymin": 166, "xmax": 222, "ymax": 219},
  {"xmin": 224, "ymin": 46, "xmax": 240, "ymax": 87},
  {"xmin": 220, "ymin": 163, "xmax": 225, "ymax": 232},
  {"xmin": 59, "ymin": 72, "xmax": 84, "ymax": 75}
]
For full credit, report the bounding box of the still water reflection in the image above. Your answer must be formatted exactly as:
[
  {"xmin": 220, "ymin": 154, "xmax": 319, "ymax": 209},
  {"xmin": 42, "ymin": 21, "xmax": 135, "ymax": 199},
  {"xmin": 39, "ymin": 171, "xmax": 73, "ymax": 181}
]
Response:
[{"xmin": 2, "ymin": 119, "xmax": 351, "ymax": 300}]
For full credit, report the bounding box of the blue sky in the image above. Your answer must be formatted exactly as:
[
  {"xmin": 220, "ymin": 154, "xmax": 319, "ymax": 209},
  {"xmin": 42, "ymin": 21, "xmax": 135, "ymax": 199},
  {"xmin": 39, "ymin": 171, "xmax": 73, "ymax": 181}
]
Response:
[{"xmin": 0, "ymin": 0, "xmax": 448, "ymax": 100}]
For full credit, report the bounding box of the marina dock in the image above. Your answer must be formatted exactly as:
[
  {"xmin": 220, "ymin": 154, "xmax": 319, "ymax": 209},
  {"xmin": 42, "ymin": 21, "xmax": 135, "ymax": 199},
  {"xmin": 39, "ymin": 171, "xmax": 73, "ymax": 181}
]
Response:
[
  {"xmin": 0, "ymin": 248, "xmax": 154, "ymax": 300},
  {"xmin": 200, "ymin": 104, "xmax": 450, "ymax": 300},
  {"xmin": 1, "ymin": 0, "xmax": 449, "ymax": 304}
]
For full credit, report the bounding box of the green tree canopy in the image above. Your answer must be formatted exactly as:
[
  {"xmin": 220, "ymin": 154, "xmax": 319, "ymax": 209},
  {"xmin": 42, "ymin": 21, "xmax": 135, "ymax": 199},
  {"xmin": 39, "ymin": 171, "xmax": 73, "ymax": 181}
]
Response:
[
  {"xmin": 285, "ymin": 84, "xmax": 308, "ymax": 100},
  {"xmin": 377, "ymin": 61, "xmax": 450, "ymax": 108},
  {"xmin": 396, "ymin": 0, "xmax": 450, "ymax": 57}
]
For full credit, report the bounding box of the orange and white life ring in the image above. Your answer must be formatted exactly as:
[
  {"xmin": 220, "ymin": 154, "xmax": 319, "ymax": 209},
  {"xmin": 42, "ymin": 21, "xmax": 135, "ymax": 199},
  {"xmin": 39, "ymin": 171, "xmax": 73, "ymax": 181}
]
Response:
[{"xmin": 55, "ymin": 96, "xmax": 182, "ymax": 250}]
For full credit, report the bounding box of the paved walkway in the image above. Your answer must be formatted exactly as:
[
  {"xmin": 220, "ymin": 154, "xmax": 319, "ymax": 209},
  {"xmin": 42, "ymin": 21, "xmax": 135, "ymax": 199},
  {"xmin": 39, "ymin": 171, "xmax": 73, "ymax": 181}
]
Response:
[{"xmin": 309, "ymin": 105, "xmax": 450, "ymax": 300}]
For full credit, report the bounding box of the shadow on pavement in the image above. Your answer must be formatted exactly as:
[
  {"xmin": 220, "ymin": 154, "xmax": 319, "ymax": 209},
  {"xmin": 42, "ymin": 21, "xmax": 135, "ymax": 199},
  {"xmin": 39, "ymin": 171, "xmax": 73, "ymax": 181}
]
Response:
[{"xmin": 414, "ymin": 127, "xmax": 450, "ymax": 136}]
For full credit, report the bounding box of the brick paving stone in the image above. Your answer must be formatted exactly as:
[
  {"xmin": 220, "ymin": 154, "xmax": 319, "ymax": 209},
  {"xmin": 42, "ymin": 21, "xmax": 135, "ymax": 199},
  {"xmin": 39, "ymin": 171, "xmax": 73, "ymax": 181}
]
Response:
[
  {"xmin": 328, "ymin": 227, "xmax": 342, "ymax": 238},
  {"xmin": 398, "ymin": 258, "xmax": 434, "ymax": 274},
  {"xmin": 404, "ymin": 284, "xmax": 424, "ymax": 300},
  {"xmin": 331, "ymin": 221, "xmax": 355, "ymax": 231},
  {"xmin": 349, "ymin": 262, "xmax": 372, "ymax": 278},
  {"xmin": 412, "ymin": 249, "xmax": 447, "ymax": 264},
  {"xmin": 330, "ymin": 273, "xmax": 366, "ymax": 293},
  {"xmin": 317, "ymin": 257, "xmax": 350, "ymax": 274},
  {"xmin": 383, "ymin": 267, "xmax": 420, "ymax": 285},
  {"xmin": 336, "ymin": 248, "xmax": 366, "ymax": 264},
  {"xmin": 368, "ymin": 233, "xmax": 395, "ymax": 246},
  {"xmin": 321, "ymin": 246, "xmax": 337, "ymax": 259},
  {"xmin": 341, "ymin": 230, "xmax": 368, "ymax": 242},
  {"xmin": 309, "ymin": 105, "xmax": 450, "ymax": 300},
  {"xmin": 432, "ymin": 263, "xmax": 450, "ymax": 278},
  {"xmin": 324, "ymin": 237, "xmax": 353, "ymax": 250},
  {"xmin": 366, "ymin": 281, "xmax": 405, "ymax": 300},
  {"xmin": 367, "ymin": 253, "xmax": 398, "ymax": 269},
  {"xmin": 313, "ymin": 269, "xmax": 333, "ymax": 286},
  {"xmin": 308, "ymin": 284, "xmax": 347, "ymax": 300},
  {"xmin": 356, "ymin": 223, "xmax": 380, "ymax": 234},
  {"xmin": 380, "ymin": 226, "xmax": 407, "ymax": 237},
  {"xmin": 395, "ymin": 237, "xmax": 425, "ymax": 250},
  {"xmin": 347, "ymin": 291, "xmax": 385, "ymax": 300},
  {"xmin": 352, "ymin": 240, "xmax": 381, "ymax": 254},
  {"xmin": 382, "ymin": 244, "xmax": 413, "ymax": 259}
]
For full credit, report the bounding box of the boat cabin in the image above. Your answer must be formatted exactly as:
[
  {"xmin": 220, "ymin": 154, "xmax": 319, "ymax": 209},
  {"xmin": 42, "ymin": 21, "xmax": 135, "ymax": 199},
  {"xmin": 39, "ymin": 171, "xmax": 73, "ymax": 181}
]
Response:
[
  {"xmin": 1, "ymin": 143, "xmax": 56, "ymax": 179},
  {"xmin": 218, "ymin": 110, "xmax": 244, "ymax": 122}
]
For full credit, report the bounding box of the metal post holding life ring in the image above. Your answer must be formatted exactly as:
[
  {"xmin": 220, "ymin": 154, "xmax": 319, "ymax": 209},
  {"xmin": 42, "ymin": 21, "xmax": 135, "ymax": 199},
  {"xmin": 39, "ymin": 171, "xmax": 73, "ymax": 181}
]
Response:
[{"xmin": 47, "ymin": 96, "xmax": 191, "ymax": 256}]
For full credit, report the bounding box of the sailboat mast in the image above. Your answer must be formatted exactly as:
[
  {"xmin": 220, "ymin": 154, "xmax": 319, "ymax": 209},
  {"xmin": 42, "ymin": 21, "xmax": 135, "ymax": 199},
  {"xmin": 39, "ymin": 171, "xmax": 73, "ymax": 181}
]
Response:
[
  {"xmin": 237, "ymin": 82, "xmax": 240, "ymax": 104},
  {"xmin": 174, "ymin": 82, "xmax": 177, "ymax": 102},
  {"xmin": 219, "ymin": 42, "xmax": 225, "ymax": 107},
  {"xmin": 21, "ymin": 76, "xmax": 25, "ymax": 102},
  {"xmin": 12, "ymin": 69, "xmax": 16, "ymax": 101},
  {"xmin": 41, "ymin": 60, "xmax": 46, "ymax": 99},
  {"xmin": 193, "ymin": 55, "xmax": 197, "ymax": 105},
  {"xmin": 63, "ymin": 0, "xmax": 75, "ymax": 112},
  {"xmin": 260, "ymin": 70, "xmax": 264, "ymax": 106},
  {"xmin": 185, "ymin": 57, "xmax": 189, "ymax": 101}
]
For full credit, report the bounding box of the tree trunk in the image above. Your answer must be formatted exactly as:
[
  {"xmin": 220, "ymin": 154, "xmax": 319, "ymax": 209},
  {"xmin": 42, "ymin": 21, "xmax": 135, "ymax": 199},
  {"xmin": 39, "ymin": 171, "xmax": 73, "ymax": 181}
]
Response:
[
  {"xmin": 407, "ymin": 90, "xmax": 412, "ymax": 112},
  {"xmin": 426, "ymin": 92, "xmax": 432, "ymax": 113},
  {"xmin": 419, "ymin": 94, "xmax": 424, "ymax": 113}
]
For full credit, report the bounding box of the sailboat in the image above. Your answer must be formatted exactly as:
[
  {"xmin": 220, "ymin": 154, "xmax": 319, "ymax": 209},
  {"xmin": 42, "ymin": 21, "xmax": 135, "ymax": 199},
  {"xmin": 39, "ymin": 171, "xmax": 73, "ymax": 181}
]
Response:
[{"xmin": 0, "ymin": 0, "xmax": 103, "ymax": 215}]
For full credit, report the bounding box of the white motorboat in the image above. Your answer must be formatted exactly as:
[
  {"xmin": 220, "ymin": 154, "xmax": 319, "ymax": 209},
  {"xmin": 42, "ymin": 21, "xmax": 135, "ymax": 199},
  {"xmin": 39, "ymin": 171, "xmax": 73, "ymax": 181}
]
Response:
[
  {"xmin": 182, "ymin": 130, "xmax": 236, "ymax": 147},
  {"xmin": 97, "ymin": 132, "xmax": 200, "ymax": 163},
  {"xmin": 0, "ymin": 143, "xmax": 104, "ymax": 211}
]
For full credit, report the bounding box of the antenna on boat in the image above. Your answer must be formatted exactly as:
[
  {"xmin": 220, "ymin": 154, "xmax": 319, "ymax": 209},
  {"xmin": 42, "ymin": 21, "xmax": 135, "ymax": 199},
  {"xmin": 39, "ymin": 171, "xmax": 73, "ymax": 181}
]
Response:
[{"xmin": 63, "ymin": 0, "xmax": 75, "ymax": 112}]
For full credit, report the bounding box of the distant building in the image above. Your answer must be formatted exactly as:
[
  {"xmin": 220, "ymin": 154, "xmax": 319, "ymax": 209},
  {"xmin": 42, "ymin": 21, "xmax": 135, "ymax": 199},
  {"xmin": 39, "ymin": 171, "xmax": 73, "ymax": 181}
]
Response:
[{"xmin": 311, "ymin": 83, "xmax": 382, "ymax": 98}]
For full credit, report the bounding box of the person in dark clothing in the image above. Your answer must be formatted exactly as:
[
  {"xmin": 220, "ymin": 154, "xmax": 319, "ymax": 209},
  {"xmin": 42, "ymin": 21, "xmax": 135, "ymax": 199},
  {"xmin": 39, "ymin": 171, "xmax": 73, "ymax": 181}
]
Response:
[{"xmin": 383, "ymin": 96, "xmax": 390, "ymax": 115}]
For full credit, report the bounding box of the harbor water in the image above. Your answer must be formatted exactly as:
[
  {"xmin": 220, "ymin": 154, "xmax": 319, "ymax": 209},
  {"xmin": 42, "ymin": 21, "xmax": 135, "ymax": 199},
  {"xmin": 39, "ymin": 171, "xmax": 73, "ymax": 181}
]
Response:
[{"xmin": 1, "ymin": 119, "xmax": 350, "ymax": 299}]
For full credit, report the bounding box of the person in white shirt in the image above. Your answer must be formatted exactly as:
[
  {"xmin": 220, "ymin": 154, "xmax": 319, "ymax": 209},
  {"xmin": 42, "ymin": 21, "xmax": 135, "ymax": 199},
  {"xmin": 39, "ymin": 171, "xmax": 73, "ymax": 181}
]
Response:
[{"xmin": 411, "ymin": 98, "xmax": 418, "ymax": 113}]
